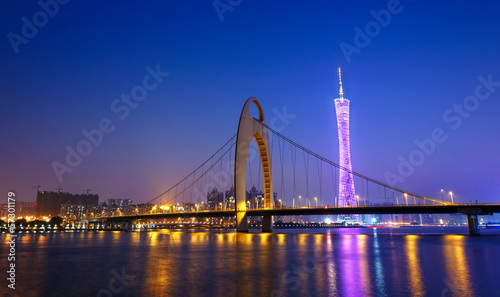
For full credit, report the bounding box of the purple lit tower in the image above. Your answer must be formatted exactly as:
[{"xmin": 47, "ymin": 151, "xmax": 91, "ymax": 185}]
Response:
[{"xmin": 334, "ymin": 68, "xmax": 356, "ymax": 207}]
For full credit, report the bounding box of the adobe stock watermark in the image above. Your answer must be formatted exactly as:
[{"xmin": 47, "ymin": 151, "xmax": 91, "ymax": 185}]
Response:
[
  {"xmin": 213, "ymin": 0, "xmax": 243, "ymax": 22},
  {"xmin": 340, "ymin": 0, "xmax": 408, "ymax": 63},
  {"xmin": 6, "ymin": 192, "xmax": 17, "ymax": 290},
  {"xmin": 96, "ymin": 267, "xmax": 135, "ymax": 297},
  {"xmin": 384, "ymin": 74, "xmax": 499, "ymax": 186},
  {"xmin": 7, "ymin": 0, "xmax": 70, "ymax": 54},
  {"xmin": 191, "ymin": 105, "xmax": 296, "ymax": 203},
  {"xmin": 271, "ymin": 256, "xmax": 323, "ymax": 296},
  {"xmin": 52, "ymin": 64, "xmax": 169, "ymax": 182},
  {"xmin": 440, "ymin": 279, "xmax": 459, "ymax": 297}
]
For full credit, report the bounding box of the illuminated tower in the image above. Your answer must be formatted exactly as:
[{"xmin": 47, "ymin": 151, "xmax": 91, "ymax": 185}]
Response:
[{"xmin": 334, "ymin": 68, "xmax": 356, "ymax": 207}]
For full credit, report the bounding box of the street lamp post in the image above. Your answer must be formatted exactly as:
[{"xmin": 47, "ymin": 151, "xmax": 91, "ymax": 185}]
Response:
[
  {"xmin": 449, "ymin": 191, "xmax": 454, "ymax": 204},
  {"xmin": 441, "ymin": 189, "xmax": 444, "ymax": 203},
  {"xmin": 404, "ymin": 193, "xmax": 408, "ymax": 206},
  {"xmin": 314, "ymin": 197, "xmax": 318, "ymax": 207},
  {"xmin": 298, "ymin": 195, "xmax": 302, "ymax": 207}
]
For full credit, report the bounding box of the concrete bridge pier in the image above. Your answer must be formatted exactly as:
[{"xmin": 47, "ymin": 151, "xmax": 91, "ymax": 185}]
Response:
[
  {"xmin": 236, "ymin": 211, "xmax": 249, "ymax": 232},
  {"xmin": 466, "ymin": 214, "xmax": 480, "ymax": 235},
  {"xmin": 262, "ymin": 215, "xmax": 273, "ymax": 233}
]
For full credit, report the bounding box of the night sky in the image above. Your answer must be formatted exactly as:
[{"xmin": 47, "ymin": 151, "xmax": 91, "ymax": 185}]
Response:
[{"xmin": 1, "ymin": 0, "xmax": 499, "ymax": 204}]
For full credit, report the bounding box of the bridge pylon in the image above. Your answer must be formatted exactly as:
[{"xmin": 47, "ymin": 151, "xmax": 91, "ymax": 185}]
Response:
[{"xmin": 234, "ymin": 98, "xmax": 273, "ymax": 232}]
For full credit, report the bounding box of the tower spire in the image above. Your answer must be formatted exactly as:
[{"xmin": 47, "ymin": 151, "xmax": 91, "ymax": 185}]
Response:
[{"xmin": 338, "ymin": 67, "xmax": 344, "ymax": 100}]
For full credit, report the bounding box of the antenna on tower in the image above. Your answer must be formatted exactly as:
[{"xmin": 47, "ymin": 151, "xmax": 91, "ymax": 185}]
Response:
[{"xmin": 338, "ymin": 67, "xmax": 344, "ymax": 100}]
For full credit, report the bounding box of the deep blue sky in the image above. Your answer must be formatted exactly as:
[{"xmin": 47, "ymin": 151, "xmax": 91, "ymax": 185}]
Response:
[{"xmin": 1, "ymin": 0, "xmax": 499, "ymax": 204}]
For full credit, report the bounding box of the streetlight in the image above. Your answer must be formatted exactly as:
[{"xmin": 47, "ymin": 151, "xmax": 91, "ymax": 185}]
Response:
[
  {"xmin": 404, "ymin": 193, "xmax": 408, "ymax": 206},
  {"xmin": 279, "ymin": 199, "xmax": 282, "ymax": 209},
  {"xmin": 449, "ymin": 191, "xmax": 454, "ymax": 204},
  {"xmin": 314, "ymin": 197, "xmax": 318, "ymax": 207},
  {"xmin": 298, "ymin": 195, "xmax": 302, "ymax": 207},
  {"xmin": 356, "ymin": 195, "xmax": 359, "ymax": 207},
  {"xmin": 441, "ymin": 189, "xmax": 444, "ymax": 203}
]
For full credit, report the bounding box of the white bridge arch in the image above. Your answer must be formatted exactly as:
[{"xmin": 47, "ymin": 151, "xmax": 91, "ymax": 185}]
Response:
[{"xmin": 234, "ymin": 97, "xmax": 273, "ymax": 232}]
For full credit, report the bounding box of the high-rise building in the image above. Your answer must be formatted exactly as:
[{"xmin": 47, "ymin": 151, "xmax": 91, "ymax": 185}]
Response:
[
  {"xmin": 35, "ymin": 191, "xmax": 99, "ymax": 217},
  {"xmin": 207, "ymin": 187, "xmax": 224, "ymax": 210},
  {"xmin": 334, "ymin": 68, "xmax": 356, "ymax": 208}
]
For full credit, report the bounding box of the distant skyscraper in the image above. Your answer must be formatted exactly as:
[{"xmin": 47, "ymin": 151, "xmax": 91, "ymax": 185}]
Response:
[{"xmin": 334, "ymin": 68, "xmax": 356, "ymax": 208}]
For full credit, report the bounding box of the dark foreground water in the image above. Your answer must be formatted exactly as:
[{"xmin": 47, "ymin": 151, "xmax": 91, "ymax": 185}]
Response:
[{"xmin": 1, "ymin": 227, "xmax": 500, "ymax": 297}]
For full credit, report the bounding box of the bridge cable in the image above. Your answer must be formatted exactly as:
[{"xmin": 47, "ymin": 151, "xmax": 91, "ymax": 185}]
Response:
[
  {"xmin": 290, "ymin": 144, "xmax": 297, "ymax": 206},
  {"xmin": 159, "ymin": 142, "xmax": 236, "ymax": 206},
  {"xmin": 278, "ymin": 136, "xmax": 286, "ymax": 206},
  {"xmin": 360, "ymin": 176, "xmax": 366, "ymax": 206},
  {"xmin": 255, "ymin": 120, "xmax": 443, "ymax": 204},
  {"xmin": 317, "ymin": 159, "xmax": 323, "ymax": 207},
  {"xmin": 330, "ymin": 165, "xmax": 335, "ymax": 207},
  {"xmin": 378, "ymin": 184, "xmax": 382, "ymax": 205},
  {"xmin": 146, "ymin": 134, "xmax": 237, "ymax": 204}
]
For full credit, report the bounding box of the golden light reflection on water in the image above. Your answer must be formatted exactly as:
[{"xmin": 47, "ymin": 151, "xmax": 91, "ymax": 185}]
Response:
[
  {"xmin": 259, "ymin": 233, "xmax": 274, "ymax": 295},
  {"xmin": 143, "ymin": 232, "xmax": 171, "ymax": 296},
  {"xmin": 236, "ymin": 232, "xmax": 255, "ymax": 296},
  {"xmin": 277, "ymin": 233, "xmax": 286, "ymax": 244},
  {"xmin": 324, "ymin": 233, "xmax": 338, "ymax": 296},
  {"xmin": 443, "ymin": 235, "xmax": 474, "ymax": 296},
  {"xmin": 299, "ymin": 233, "xmax": 307, "ymax": 245},
  {"xmin": 406, "ymin": 235, "xmax": 425, "ymax": 297}
]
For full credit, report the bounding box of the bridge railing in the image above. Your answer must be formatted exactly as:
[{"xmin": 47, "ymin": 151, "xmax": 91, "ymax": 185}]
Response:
[{"xmin": 82, "ymin": 201, "xmax": 499, "ymax": 220}]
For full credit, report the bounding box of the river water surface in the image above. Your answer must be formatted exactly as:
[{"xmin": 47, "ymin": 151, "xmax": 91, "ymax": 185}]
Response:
[{"xmin": 1, "ymin": 227, "xmax": 500, "ymax": 297}]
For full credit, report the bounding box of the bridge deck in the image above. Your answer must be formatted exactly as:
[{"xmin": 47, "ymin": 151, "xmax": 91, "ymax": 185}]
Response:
[{"xmin": 79, "ymin": 204, "xmax": 500, "ymax": 223}]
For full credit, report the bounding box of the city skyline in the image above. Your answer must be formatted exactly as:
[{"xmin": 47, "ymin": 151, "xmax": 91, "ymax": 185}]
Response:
[
  {"xmin": 3, "ymin": 3, "xmax": 500, "ymax": 297},
  {"xmin": 1, "ymin": 1, "xmax": 499, "ymax": 204}
]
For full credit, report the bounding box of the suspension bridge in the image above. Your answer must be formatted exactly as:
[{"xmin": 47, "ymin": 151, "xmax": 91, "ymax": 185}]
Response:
[{"xmin": 72, "ymin": 98, "xmax": 500, "ymax": 235}]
